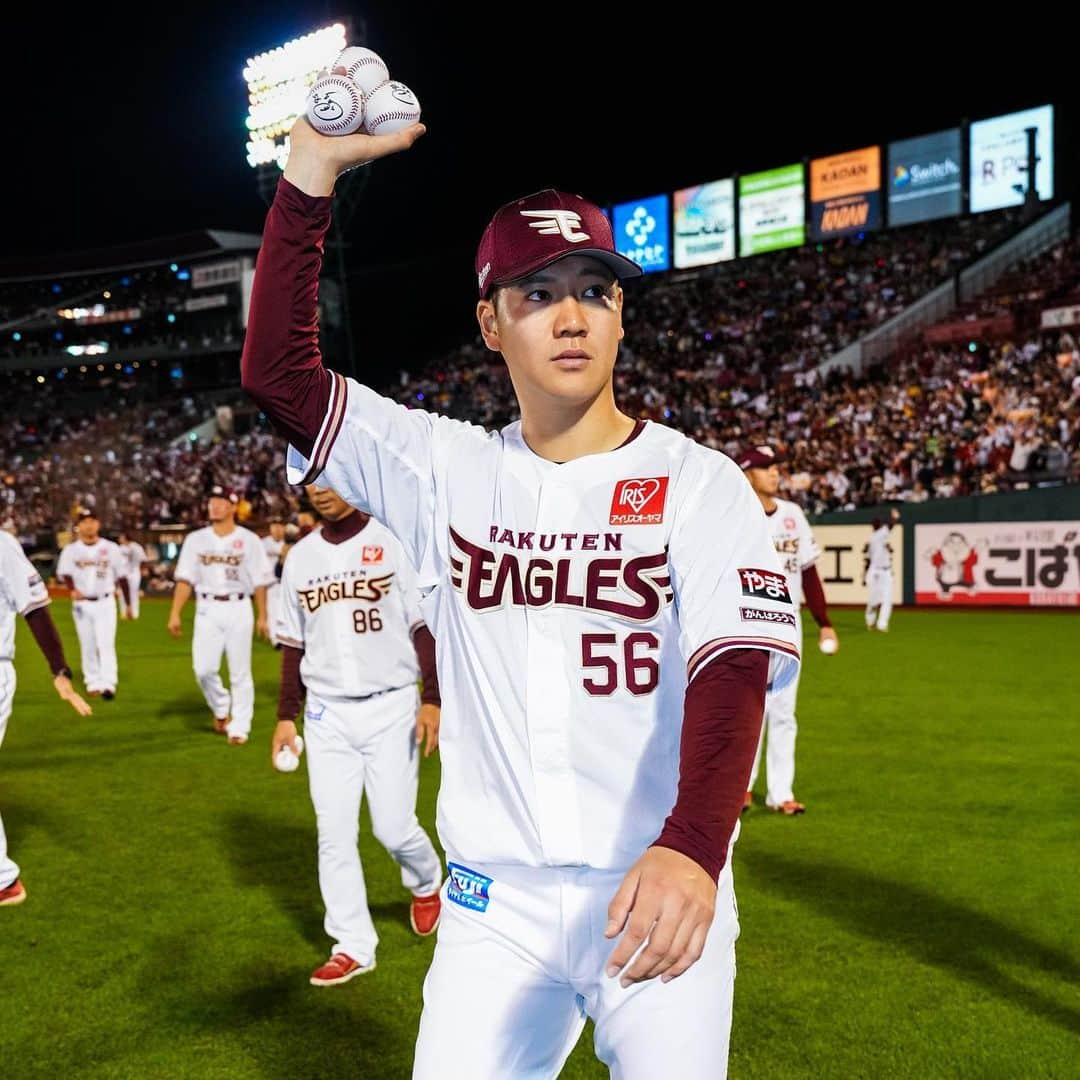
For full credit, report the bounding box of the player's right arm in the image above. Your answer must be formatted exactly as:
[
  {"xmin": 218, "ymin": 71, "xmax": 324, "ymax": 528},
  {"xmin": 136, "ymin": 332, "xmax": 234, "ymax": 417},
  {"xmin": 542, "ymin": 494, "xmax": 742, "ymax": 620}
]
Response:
[
  {"xmin": 55, "ymin": 544, "xmax": 81, "ymax": 600},
  {"xmin": 240, "ymin": 117, "xmax": 445, "ymax": 572},
  {"xmin": 272, "ymin": 554, "xmax": 305, "ymax": 761},
  {"xmin": 167, "ymin": 535, "xmax": 197, "ymax": 637}
]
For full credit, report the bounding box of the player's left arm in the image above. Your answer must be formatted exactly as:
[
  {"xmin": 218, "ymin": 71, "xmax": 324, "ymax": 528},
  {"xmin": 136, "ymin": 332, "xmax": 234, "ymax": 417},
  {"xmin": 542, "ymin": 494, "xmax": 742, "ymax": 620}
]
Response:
[
  {"xmin": 272, "ymin": 558, "xmax": 305, "ymax": 760},
  {"xmin": 606, "ymin": 454, "xmax": 800, "ymax": 986},
  {"xmin": 798, "ymin": 510, "xmax": 837, "ymax": 649},
  {"xmin": 111, "ymin": 546, "xmax": 132, "ymax": 616},
  {"xmin": 250, "ymin": 533, "xmax": 273, "ymax": 639}
]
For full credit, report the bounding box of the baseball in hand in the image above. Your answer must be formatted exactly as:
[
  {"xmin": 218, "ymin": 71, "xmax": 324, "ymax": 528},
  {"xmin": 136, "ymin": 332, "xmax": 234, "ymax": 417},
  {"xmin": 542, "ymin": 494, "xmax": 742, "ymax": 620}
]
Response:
[
  {"xmin": 305, "ymin": 74, "xmax": 365, "ymax": 136},
  {"xmin": 274, "ymin": 735, "xmax": 305, "ymax": 773},
  {"xmin": 363, "ymin": 81, "xmax": 421, "ymax": 136},
  {"xmin": 819, "ymin": 637, "xmax": 838, "ymax": 655},
  {"xmin": 334, "ymin": 46, "xmax": 390, "ymax": 97}
]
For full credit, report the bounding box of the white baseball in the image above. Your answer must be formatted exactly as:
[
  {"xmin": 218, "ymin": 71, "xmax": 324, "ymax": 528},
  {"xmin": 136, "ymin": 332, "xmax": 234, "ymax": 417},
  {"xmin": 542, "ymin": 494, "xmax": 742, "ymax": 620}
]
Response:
[
  {"xmin": 334, "ymin": 46, "xmax": 390, "ymax": 97},
  {"xmin": 274, "ymin": 734, "xmax": 305, "ymax": 773},
  {"xmin": 363, "ymin": 81, "xmax": 421, "ymax": 136},
  {"xmin": 819, "ymin": 637, "xmax": 838, "ymax": 655},
  {"xmin": 305, "ymin": 74, "xmax": 365, "ymax": 136}
]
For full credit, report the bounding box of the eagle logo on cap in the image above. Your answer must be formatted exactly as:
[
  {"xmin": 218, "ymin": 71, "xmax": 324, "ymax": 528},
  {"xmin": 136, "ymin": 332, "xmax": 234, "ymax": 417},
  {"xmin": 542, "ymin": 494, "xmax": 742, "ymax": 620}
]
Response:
[
  {"xmin": 519, "ymin": 209, "xmax": 590, "ymax": 243},
  {"xmin": 756, "ymin": 446, "xmax": 775, "ymax": 457}
]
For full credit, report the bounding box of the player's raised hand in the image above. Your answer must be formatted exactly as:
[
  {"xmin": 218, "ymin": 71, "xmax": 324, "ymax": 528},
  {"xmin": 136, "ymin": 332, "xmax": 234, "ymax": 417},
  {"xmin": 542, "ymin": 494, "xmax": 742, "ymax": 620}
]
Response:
[
  {"xmin": 605, "ymin": 846, "xmax": 717, "ymax": 987},
  {"xmin": 415, "ymin": 703, "xmax": 440, "ymax": 757},
  {"xmin": 54, "ymin": 673, "xmax": 92, "ymax": 717},
  {"xmin": 271, "ymin": 719, "xmax": 302, "ymax": 760}
]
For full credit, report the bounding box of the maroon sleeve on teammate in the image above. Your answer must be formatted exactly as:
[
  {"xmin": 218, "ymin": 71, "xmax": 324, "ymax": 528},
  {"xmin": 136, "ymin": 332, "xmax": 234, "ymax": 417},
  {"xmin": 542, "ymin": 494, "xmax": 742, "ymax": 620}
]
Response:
[
  {"xmin": 240, "ymin": 178, "xmax": 335, "ymax": 456},
  {"xmin": 412, "ymin": 625, "xmax": 441, "ymax": 707},
  {"xmin": 277, "ymin": 645, "xmax": 307, "ymax": 722},
  {"xmin": 24, "ymin": 607, "xmax": 70, "ymax": 676},
  {"xmin": 801, "ymin": 564, "xmax": 831, "ymax": 628},
  {"xmin": 653, "ymin": 648, "xmax": 769, "ymax": 881}
]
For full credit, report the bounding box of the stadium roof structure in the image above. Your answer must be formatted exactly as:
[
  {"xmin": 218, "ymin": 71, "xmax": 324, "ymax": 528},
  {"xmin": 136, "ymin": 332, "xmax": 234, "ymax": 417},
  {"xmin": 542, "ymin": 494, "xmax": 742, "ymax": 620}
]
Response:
[{"xmin": 0, "ymin": 229, "xmax": 263, "ymax": 282}]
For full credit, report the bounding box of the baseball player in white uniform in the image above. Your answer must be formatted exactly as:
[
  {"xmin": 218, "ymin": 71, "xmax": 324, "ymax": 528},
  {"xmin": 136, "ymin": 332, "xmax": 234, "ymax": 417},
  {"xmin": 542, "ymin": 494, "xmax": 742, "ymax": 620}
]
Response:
[
  {"xmin": 737, "ymin": 445, "xmax": 838, "ymax": 816},
  {"xmin": 272, "ymin": 484, "xmax": 443, "ymax": 987},
  {"xmin": 167, "ymin": 485, "xmax": 273, "ymax": 744},
  {"xmin": 116, "ymin": 533, "xmax": 149, "ymax": 619},
  {"xmin": 56, "ymin": 509, "xmax": 131, "ymax": 700},
  {"xmin": 1, "ymin": 529, "xmax": 91, "ymax": 907},
  {"xmin": 242, "ymin": 116, "xmax": 801, "ymax": 1079},
  {"xmin": 262, "ymin": 519, "xmax": 286, "ymax": 648},
  {"xmin": 865, "ymin": 508, "xmax": 901, "ymax": 631}
]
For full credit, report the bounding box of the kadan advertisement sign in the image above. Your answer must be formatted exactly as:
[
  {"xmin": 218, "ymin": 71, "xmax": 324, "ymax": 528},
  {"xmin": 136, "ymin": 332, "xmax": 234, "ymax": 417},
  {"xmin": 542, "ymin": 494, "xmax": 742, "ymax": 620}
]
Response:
[
  {"xmin": 812, "ymin": 524, "xmax": 904, "ymax": 606},
  {"xmin": 673, "ymin": 179, "xmax": 735, "ymax": 268},
  {"xmin": 810, "ymin": 145, "xmax": 882, "ymax": 239},
  {"xmin": 613, "ymin": 194, "xmax": 670, "ymax": 273},
  {"xmin": 739, "ymin": 165, "xmax": 805, "ymax": 256},
  {"xmin": 887, "ymin": 128, "xmax": 963, "ymax": 226},
  {"xmin": 969, "ymin": 104, "xmax": 1054, "ymax": 213},
  {"xmin": 915, "ymin": 521, "xmax": 1080, "ymax": 606}
]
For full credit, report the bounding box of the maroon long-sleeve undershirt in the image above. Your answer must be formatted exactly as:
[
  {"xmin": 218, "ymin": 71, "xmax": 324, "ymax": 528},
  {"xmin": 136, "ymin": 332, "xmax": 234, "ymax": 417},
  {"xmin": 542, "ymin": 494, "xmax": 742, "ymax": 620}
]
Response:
[
  {"xmin": 241, "ymin": 178, "xmax": 335, "ymax": 456},
  {"xmin": 653, "ymin": 648, "xmax": 769, "ymax": 881},
  {"xmin": 801, "ymin": 563, "xmax": 831, "ymax": 628},
  {"xmin": 24, "ymin": 606, "xmax": 70, "ymax": 676},
  {"xmin": 277, "ymin": 645, "xmax": 305, "ymax": 722}
]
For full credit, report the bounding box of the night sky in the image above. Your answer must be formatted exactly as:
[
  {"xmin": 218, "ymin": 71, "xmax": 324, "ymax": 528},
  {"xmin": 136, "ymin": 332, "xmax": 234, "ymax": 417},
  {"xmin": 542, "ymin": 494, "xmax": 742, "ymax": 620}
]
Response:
[{"xmin": 4, "ymin": 7, "xmax": 1071, "ymax": 370}]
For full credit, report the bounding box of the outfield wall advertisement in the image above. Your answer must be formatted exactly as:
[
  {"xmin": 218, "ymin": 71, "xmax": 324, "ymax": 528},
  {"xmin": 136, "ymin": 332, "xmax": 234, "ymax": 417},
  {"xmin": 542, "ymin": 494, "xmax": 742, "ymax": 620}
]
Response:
[
  {"xmin": 886, "ymin": 128, "xmax": 963, "ymax": 226},
  {"xmin": 969, "ymin": 104, "xmax": 1054, "ymax": 213},
  {"xmin": 673, "ymin": 179, "xmax": 735, "ymax": 268},
  {"xmin": 914, "ymin": 521, "xmax": 1080, "ymax": 606},
  {"xmin": 812, "ymin": 524, "xmax": 904, "ymax": 606},
  {"xmin": 613, "ymin": 194, "xmax": 670, "ymax": 274},
  {"xmin": 739, "ymin": 165, "xmax": 805, "ymax": 256},
  {"xmin": 810, "ymin": 146, "xmax": 881, "ymax": 239}
]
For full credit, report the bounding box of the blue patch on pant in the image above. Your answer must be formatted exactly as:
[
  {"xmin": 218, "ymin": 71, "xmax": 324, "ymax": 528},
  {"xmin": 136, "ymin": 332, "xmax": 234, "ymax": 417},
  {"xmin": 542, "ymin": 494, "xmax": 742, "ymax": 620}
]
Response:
[{"xmin": 446, "ymin": 862, "xmax": 493, "ymax": 913}]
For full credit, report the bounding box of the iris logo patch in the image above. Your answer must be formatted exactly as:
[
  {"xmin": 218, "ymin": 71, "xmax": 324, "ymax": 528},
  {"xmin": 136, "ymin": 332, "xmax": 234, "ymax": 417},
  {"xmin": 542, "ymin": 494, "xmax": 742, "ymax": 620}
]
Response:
[
  {"xmin": 361, "ymin": 545, "xmax": 384, "ymax": 564},
  {"xmin": 609, "ymin": 477, "xmax": 669, "ymax": 525},
  {"xmin": 447, "ymin": 862, "xmax": 493, "ymax": 913}
]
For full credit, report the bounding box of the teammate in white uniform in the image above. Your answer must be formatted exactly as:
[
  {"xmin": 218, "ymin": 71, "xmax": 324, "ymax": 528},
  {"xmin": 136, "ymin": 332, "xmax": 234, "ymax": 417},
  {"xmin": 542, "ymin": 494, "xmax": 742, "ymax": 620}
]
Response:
[
  {"xmin": 272, "ymin": 484, "xmax": 444, "ymax": 987},
  {"xmin": 737, "ymin": 446, "xmax": 837, "ymax": 816},
  {"xmin": 1, "ymin": 529, "xmax": 91, "ymax": 907},
  {"xmin": 242, "ymin": 117, "xmax": 801, "ymax": 1078},
  {"xmin": 262, "ymin": 519, "xmax": 286, "ymax": 648},
  {"xmin": 865, "ymin": 508, "xmax": 901, "ymax": 631},
  {"xmin": 116, "ymin": 533, "xmax": 149, "ymax": 620},
  {"xmin": 167, "ymin": 485, "xmax": 273, "ymax": 744},
  {"xmin": 56, "ymin": 509, "xmax": 131, "ymax": 700}
]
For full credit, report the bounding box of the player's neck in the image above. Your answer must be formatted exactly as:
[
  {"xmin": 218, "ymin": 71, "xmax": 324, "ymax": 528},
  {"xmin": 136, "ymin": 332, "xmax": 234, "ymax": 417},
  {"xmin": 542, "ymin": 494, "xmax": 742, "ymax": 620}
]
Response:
[
  {"xmin": 518, "ymin": 389, "xmax": 636, "ymax": 463},
  {"xmin": 757, "ymin": 494, "xmax": 778, "ymax": 515},
  {"xmin": 211, "ymin": 521, "xmax": 236, "ymax": 537}
]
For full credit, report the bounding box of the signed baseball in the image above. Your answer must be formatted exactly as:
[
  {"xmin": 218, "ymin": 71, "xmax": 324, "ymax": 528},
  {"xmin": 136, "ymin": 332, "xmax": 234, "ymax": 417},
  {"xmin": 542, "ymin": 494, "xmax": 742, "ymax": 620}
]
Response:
[
  {"xmin": 819, "ymin": 637, "xmax": 838, "ymax": 655},
  {"xmin": 363, "ymin": 80, "xmax": 421, "ymax": 136},
  {"xmin": 274, "ymin": 735, "xmax": 305, "ymax": 774},
  {"xmin": 305, "ymin": 74, "xmax": 365, "ymax": 136},
  {"xmin": 334, "ymin": 46, "xmax": 390, "ymax": 97}
]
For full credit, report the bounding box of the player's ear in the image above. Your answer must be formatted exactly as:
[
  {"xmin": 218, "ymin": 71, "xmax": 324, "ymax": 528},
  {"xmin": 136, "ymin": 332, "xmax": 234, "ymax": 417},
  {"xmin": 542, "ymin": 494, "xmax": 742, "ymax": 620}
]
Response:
[
  {"xmin": 615, "ymin": 284, "xmax": 625, "ymax": 342},
  {"xmin": 476, "ymin": 299, "xmax": 500, "ymax": 352}
]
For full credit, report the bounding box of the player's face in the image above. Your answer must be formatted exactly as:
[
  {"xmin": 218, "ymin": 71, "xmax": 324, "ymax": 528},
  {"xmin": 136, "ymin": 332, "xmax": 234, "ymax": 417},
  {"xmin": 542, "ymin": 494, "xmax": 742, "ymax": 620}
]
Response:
[
  {"xmin": 207, "ymin": 496, "xmax": 234, "ymax": 522},
  {"xmin": 746, "ymin": 465, "xmax": 781, "ymax": 496},
  {"xmin": 476, "ymin": 256, "xmax": 624, "ymax": 409},
  {"xmin": 269, "ymin": 523, "xmax": 286, "ymax": 540},
  {"xmin": 76, "ymin": 518, "xmax": 99, "ymax": 542},
  {"xmin": 305, "ymin": 484, "xmax": 352, "ymax": 521}
]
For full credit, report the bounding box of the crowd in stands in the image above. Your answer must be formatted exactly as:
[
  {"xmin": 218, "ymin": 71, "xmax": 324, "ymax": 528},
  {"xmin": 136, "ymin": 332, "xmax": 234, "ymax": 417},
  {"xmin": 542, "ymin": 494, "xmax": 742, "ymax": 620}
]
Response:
[{"xmin": 2, "ymin": 205, "xmax": 1078, "ymax": 550}]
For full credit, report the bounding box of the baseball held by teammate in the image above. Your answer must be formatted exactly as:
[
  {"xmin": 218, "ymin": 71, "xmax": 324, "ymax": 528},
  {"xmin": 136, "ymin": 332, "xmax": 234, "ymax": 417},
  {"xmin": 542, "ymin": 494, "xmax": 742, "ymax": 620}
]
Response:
[
  {"xmin": 865, "ymin": 508, "xmax": 901, "ymax": 632},
  {"xmin": 241, "ymin": 110, "xmax": 800, "ymax": 1078},
  {"xmin": 56, "ymin": 509, "xmax": 131, "ymax": 700},
  {"xmin": 1, "ymin": 529, "xmax": 91, "ymax": 907},
  {"xmin": 272, "ymin": 483, "xmax": 443, "ymax": 987},
  {"xmin": 167, "ymin": 485, "xmax": 273, "ymax": 745},
  {"xmin": 738, "ymin": 446, "xmax": 836, "ymax": 816}
]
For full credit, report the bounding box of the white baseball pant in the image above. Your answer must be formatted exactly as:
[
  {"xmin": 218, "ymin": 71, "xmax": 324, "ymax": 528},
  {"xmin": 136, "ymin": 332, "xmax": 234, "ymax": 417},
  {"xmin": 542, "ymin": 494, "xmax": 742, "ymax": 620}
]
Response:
[
  {"xmin": 192, "ymin": 596, "xmax": 254, "ymax": 737},
  {"xmin": 71, "ymin": 595, "xmax": 118, "ymax": 693},
  {"xmin": 126, "ymin": 572, "xmax": 142, "ymax": 619},
  {"xmin": 1, "ymin": 660, "xmax": 19, "ymax": 889},
  {"xmin": 866, "ymin": 569, "xmax": 893, "ymax": 630},
  {"xmin": 265, "ymin": 582, "xmax": 283, "ymax": 648},
  {"xmin": 749, "ymin": 625, "xmax": 802, "ymax": 806},
  {"xmin": 413, "ymin": 854, "xmax": 740, "ymax": 1079},
  {"xmin": 304, "ymin": 685, "xmax": 442, "ymax": 965}
]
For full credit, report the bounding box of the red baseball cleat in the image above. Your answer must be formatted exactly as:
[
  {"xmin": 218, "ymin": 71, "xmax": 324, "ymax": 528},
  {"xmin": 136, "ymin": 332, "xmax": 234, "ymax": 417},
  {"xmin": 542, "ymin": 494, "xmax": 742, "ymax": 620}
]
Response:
[
  {"xmin": 741, "ymin": 791, "xmax": 753, "ymax": 814},
  {"xmin": 309, "ymin": 952, "xmax": 375, "ymax": 987},
  {"xmin": 766, "ymin": 799, "xmax": 806, "ymax": 816},
  {"xmin": 410, "ymin": 890, "xmax": 442, "ymax": 936},
  {"xmin": 227, "ymin": 734, "xmax": 248, "ymax": 746},
  {"xmin": 0, "ymin": 879, "xmax": 27, "ymax": 906},
  {"xmin": 213, "ymin": 715, "xmax": 229, "ymax": 734}
]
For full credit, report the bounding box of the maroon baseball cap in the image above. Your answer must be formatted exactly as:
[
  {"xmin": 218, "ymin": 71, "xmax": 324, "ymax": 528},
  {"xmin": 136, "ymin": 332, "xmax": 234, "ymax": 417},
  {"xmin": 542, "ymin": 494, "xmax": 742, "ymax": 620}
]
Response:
[
  {"xmin": 734, "ymin": 444, "xmax": 787, "ymax": 470},
  {"xmin": 207, "ymin": 484, "xmax": 239, "ymax": 505},
  {"xmin": 475, "ymin": 189, "xmax": 642, "ymax": 298}
]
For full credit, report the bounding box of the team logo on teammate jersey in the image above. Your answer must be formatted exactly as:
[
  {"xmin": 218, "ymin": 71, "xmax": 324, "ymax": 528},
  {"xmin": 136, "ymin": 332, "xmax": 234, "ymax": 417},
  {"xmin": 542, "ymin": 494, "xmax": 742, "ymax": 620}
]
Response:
[
  {"xmin": 738, "ymin": 567, "xmax": 792, "ymax": 604},
  {"xmin": 740, "ymin": 606, "xmax": 797, "ymax": 627},
  {"xmin": 361, "ymin": 545, "xmax": 384, "ymax": 564},
  {"xmin": 609, "ymin": 477, "xmax": 669, "ymax": 526},
  {"xmin": 446, "ymin": 862, "xmax": 493, "ymax": 913},
  {"xmin": 784, "ymin": 517, "xmax": 796, "ymax": 530}
]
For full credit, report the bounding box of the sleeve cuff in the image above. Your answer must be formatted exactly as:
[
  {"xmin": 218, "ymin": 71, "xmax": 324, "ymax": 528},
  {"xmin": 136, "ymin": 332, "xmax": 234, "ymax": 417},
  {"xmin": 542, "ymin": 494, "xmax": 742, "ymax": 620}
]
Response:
[{"xmin": 285, "ymin": 371, "xmax": 348, "ymax": 485}]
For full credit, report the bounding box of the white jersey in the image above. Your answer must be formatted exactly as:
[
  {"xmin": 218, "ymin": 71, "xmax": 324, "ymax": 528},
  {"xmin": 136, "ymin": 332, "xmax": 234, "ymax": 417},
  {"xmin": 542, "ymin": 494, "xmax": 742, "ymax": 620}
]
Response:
[
  {"xmin": 262, "ymin": 535, "xmax": 285, "ymax": 564},
  {"xmin": 56, "ymin": 539, "xmax": 127, "ymax": 599},
  {"xmin": 119, "ymin": 541, "xmax": 148, "ymax": 576},
  {"xmin": 173, "ymin": 525, "xmax": 273, "ymax": 597},
  {"xmin": 867, "ymin": 525, "xmax": 894, "ymax": 572},
  {"xmin": 285, "ymin": 376, "xmax": 800, "ymax": 873},
  {"xmin": 277, "ymin": 516, "xmax": 424, "ymax": 702},
  {"xmin": 765, "ymin": 498, "xmax": 820, "ymax": 606},
  {"xmin": 0, "ymin": 531, "xmax": 51, "ymax": 662}
]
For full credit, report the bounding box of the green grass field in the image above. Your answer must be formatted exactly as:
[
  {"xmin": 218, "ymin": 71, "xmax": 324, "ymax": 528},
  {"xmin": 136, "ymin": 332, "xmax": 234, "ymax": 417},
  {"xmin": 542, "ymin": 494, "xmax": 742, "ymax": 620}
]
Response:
[{"xmin": 1, "ymin": 604, "xmax": 1077, "ymax": 1078}]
